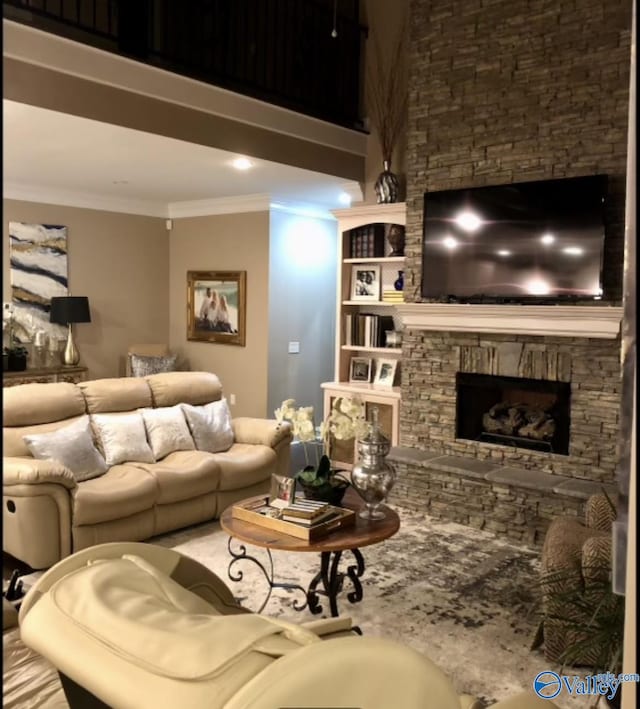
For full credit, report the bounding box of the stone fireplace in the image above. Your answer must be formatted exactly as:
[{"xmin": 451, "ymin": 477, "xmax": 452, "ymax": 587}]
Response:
[
  {"xmin": 387, "ymin": 304, "xmax": 623, "ymax": 545},
  {"xmin": 388, "ymin": 0, "xmax": 630, "ymax": 544}
]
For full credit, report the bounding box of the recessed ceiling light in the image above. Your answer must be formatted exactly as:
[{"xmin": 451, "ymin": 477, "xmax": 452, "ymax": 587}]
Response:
[
  {"xmin": 541, "ymin": 233, "xmax": 555, "ymax": 245},
  {"xmin": 232, "ymin": 157, "xmax": 253, "ymax": 170},
  {"xmin": 497, "ymin": 250, "xmax": 511, "ymax": 257},
  {"xmin": 443, "ymin": 236, "xmax": 459, "ymax": 250},
  {"xmin": 562, "ymin": 247, "xmax": 584, "ymax": 256}
]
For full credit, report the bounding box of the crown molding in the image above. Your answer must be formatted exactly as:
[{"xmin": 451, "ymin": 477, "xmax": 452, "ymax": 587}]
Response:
[
  {"xmin": 395, "ymin": 303, "xmax": 624, "ymax": 339},
  {"xmin": 4, "ymin": 183, "xmax": 360, "ymax": 220},
  {"xmin": 269, "ymin": 201, "xmax": 335, "ymax": 220},
  {"xmin": 4, "ymin": 181, "xmax": 168, "ymax": 217},
  {"xmin": 168, "ymin": 194, "xmax": 272, "ymax": 218}
]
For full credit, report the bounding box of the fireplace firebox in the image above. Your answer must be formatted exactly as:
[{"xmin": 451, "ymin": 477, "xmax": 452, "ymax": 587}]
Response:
[{"xmin": 456, "ymin": 373, "xmax": 571, "ymax": 455}]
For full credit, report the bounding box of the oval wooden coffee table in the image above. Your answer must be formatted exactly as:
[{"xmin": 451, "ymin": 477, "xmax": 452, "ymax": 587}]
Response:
[{"xmin": 220, "ymin": 489, "xmax": 400, "ymax": 618}]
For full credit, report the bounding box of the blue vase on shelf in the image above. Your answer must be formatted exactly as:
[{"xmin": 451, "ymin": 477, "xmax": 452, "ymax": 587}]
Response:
[{"xmin": 394, "ymin": 270, "xmax": 404, "ymax": 291}]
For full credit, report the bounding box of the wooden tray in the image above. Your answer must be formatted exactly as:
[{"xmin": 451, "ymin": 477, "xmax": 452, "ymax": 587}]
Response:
[{"xmin": 231, "ymin": 499, "xmax": 356, "ymax": 541}]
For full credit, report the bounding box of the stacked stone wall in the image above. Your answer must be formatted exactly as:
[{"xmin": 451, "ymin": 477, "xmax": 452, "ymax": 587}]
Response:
[{"xmin": 404, "ymin": 0, "xmax": 631, "ymax": 304}]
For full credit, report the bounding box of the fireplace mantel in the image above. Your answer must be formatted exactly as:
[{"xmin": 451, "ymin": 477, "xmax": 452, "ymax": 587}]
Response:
[{"xmin": 395, "ymin": 303, "xmax": 623, "ymax": 339}]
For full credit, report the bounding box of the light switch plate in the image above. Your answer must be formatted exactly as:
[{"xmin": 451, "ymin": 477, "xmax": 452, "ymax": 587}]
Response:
[{"xmin": 288, "ymin": 341, "xmax": 300, "ymax": 354}]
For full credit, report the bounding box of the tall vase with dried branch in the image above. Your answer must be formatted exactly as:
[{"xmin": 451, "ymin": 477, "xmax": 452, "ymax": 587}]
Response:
[{"xmin": 367, "ymin": 15, "xmax": 408, "ymax": 204}]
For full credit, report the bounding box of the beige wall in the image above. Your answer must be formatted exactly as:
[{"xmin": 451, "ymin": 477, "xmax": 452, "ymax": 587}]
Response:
[
  {"xmin": 168, "ymin": 212, "xmax": 270, "ymax": 418},
  {"xmin": 3, "ymin": 200, "xmax": 169, "ymax": 379}
]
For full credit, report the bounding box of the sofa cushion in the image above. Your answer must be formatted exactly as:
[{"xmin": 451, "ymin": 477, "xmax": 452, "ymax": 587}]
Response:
[
  {"xmin": 140, "ymin": 405, "xmax": 195, "ymax": 460},
  {"xmin": 182, "ymin": 399, "xmax": 234, "ymax": 453},
  {"xmin": 79, "ymin": 378, "xmax": 153, "ymax": 414},
  {"xmin": 91, "ymin": 413, "xmax": 155, "ymax": 466},
  {"xmin": 72, "ymin": 465, "xmax": 158, "ymax": 525},
  {"xmin": 132, "ymin": 451, "xmax": 221, "ymax": 504},
  {"xmin": 214, "ymin": 444, "xmax": 276, "ymax": 491},
  {"xmin": 146, "ymin": 371, "xmax": 223, "ymax": 408},
  {"xmin": 130, "ymin": 353, "xmax": 178, "ymax": 378},
  {"xmin": 23, "ymin": 415, "xmax": 108, "ymax": 482},
  {"xmin": 3, "ymin": 382, "xmax": 85, "ymax": 427}
]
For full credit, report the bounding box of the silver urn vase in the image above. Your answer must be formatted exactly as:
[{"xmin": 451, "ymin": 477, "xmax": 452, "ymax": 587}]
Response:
[
  {"xmin": 374, "ymin": 160, "xmax": 400, "ymax": 204},
  {"xmin": 351, "ymin": 408, "xmax": 396, "ymax": 520}
]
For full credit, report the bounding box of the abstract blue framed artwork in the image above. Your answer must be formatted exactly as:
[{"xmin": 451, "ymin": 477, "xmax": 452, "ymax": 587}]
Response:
[{"xmin": 9, "ymin": 222, "xmax": 69, "ymax": 343}]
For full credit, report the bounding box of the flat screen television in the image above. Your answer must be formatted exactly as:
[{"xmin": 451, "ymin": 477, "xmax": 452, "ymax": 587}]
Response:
[{"xmin": 421, "ymin": 174, "xmax": 608, "ymax": 302}]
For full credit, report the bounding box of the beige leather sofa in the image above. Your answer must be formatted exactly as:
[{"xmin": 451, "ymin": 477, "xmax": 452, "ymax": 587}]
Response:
[
  {"xmin": 19, "ymin": 542, "xmax": 559, "ymax": 709},
  {"xmin": 3, "ymin": 372, "xmax": 292, "ymax": 570}
]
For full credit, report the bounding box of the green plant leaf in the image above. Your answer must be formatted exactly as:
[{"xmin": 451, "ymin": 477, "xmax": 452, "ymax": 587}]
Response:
[{"xmin": 316, "ymin": 454, "xmax": 332, "ymax": 481}]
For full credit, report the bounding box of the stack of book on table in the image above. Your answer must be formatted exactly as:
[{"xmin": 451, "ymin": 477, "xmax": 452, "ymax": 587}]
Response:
[
  {"xmin": 231, "ymin": 496, "xmax": 355, "ymax": 541},
  {"xmin": 280, "ymin": 500, "xmax": 335, "ymax": 525}
]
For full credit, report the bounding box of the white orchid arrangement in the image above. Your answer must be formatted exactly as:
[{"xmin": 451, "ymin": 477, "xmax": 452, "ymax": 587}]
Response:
[{"xmin": 274, "ymin": 395, "xmax": 369, "ymax": 492}]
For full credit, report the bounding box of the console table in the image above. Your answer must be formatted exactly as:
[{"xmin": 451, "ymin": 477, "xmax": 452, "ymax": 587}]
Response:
[{"xmin": 2, "ymin": 366, "xmax": 88, "ymax": 387}]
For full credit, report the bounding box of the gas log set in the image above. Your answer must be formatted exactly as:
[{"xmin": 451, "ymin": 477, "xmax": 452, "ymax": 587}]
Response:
[{"xmin": 482, "ymin": 402, "xmax": 556, "ymax": 442}]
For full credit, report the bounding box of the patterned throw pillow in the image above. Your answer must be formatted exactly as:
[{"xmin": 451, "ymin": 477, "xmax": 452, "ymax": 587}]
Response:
[
  {"xmin": 91, "ymin": 412, "xmax": 155, "ymax": 466},
  {"xmin": 23, "ymin": 416, "xmax": 108, "ymax": 482},
  {"xmin": 181, "ymin": 398, "xmax": 234, "ymax": 453},
  {"xmin": 140, "ymin": 405, "xmax": 195, "ymax": 460},
  {"xmin": 129, "ymin": 353, "xmax": 177, "ymax": 378}
]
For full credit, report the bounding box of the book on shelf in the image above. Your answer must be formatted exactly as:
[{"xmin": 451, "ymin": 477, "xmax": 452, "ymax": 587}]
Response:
[
  {"xmin": 382, "ymin": 290, "xmax": 404, "ymax": 302},
  {"xmin": 345, "ymin": 313, "xmax": 354, "ymax": 345},
  {"xmin": 354, "ymin": 313, "xmax": 394, "ymax": 348},
  {"xmin": 347, "ymin": 224, "xmax": 386, "ymax": 258}
]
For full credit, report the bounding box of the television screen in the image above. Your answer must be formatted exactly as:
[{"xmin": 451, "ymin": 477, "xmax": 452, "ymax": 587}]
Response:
[{"xmin": 421, "ymin": 175, "xmax": 607, "ymax": 301}]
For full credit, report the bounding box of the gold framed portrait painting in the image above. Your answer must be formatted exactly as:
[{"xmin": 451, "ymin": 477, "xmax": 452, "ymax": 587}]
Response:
[{"xmin": 187, "ymin": 271, "xmax": 246, "ymax": 346}]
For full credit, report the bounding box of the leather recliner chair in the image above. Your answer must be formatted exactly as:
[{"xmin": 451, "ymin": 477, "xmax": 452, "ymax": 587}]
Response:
[{"xmin": 18, "ymin": 542, "xmax": 558, "ymax": 709}]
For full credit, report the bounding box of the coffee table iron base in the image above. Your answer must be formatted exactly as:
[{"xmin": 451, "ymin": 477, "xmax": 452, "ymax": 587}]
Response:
[
  {"xmin": 307, "ymin": 548, "xmax": 365, "ymax": 618},
  {"xmin": 226, "ymin": 539, "xmax": 366, "ymax": 619},
  {"xmin": 227, "ymin": 537, "xmax": 308, "ymax": 613}
]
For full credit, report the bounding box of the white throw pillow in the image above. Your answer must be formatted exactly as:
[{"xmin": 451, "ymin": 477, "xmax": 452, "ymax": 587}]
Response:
[
  {"xmin": 91, "ymin": 412, "xmax": 155, "ymax": 466},
  {"xmin": 23, "ymin": 416, "xmax": 108, "ymax": 482},
  {"xmin": 181, "ymin": 399, "xmax": 234, "ymax": 453},
  {"xmin": 140, "ymin": 405, "xmax": 195, "ymax": 460}
]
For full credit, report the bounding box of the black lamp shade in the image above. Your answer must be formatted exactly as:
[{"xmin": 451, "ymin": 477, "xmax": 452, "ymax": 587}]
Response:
[{"xmin": 49, "ymin": 296, "xmax": 91, "ymax": 325}]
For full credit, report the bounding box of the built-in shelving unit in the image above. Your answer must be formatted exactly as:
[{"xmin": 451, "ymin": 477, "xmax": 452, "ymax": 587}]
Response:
[{"xmin": 322, "ymin": 202, "xmax": 407, "ymax": 467}]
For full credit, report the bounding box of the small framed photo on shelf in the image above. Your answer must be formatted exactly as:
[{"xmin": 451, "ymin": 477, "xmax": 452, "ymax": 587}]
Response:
[
  {"xmin": 269, "ymin": 474, "xmax": 296, "ymax": 508},
  {"xmin": 350, "ymin": 265, "xmax": 381, "ymax": 301},
  {"xmin": 349, "ymin": 357, "xmax": 373, "ymax": 383},
  {"xmin": 374, "ymin": 358, "xmax": 398, "ymax": 387}
]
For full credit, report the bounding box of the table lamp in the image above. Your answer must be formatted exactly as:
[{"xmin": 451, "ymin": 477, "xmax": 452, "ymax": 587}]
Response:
[{"xmin": 49, "ymin": 296, "xmax": 91, "ymax": 366}]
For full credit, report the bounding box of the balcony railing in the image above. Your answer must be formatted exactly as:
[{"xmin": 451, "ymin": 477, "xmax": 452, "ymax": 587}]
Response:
[{"xmin": 4, "ymin": 0, "xmax": 367, "ymax": 131}]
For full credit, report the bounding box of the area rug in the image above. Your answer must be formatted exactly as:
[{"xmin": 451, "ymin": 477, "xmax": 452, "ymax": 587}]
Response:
[{"xmin": 149, "ymin": 504, "xmax": 594, "ymax": 709}]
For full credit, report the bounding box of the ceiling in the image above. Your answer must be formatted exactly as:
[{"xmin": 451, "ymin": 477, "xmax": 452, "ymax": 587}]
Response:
[{"xmin": 3, "ymin": 99, "xmax": 361, "ymax": 217}]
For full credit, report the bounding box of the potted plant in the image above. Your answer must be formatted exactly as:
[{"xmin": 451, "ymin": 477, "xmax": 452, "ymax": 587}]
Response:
[{"xmin": 274, "ymin": 396, "xmax": 369, "ymax": 505}]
